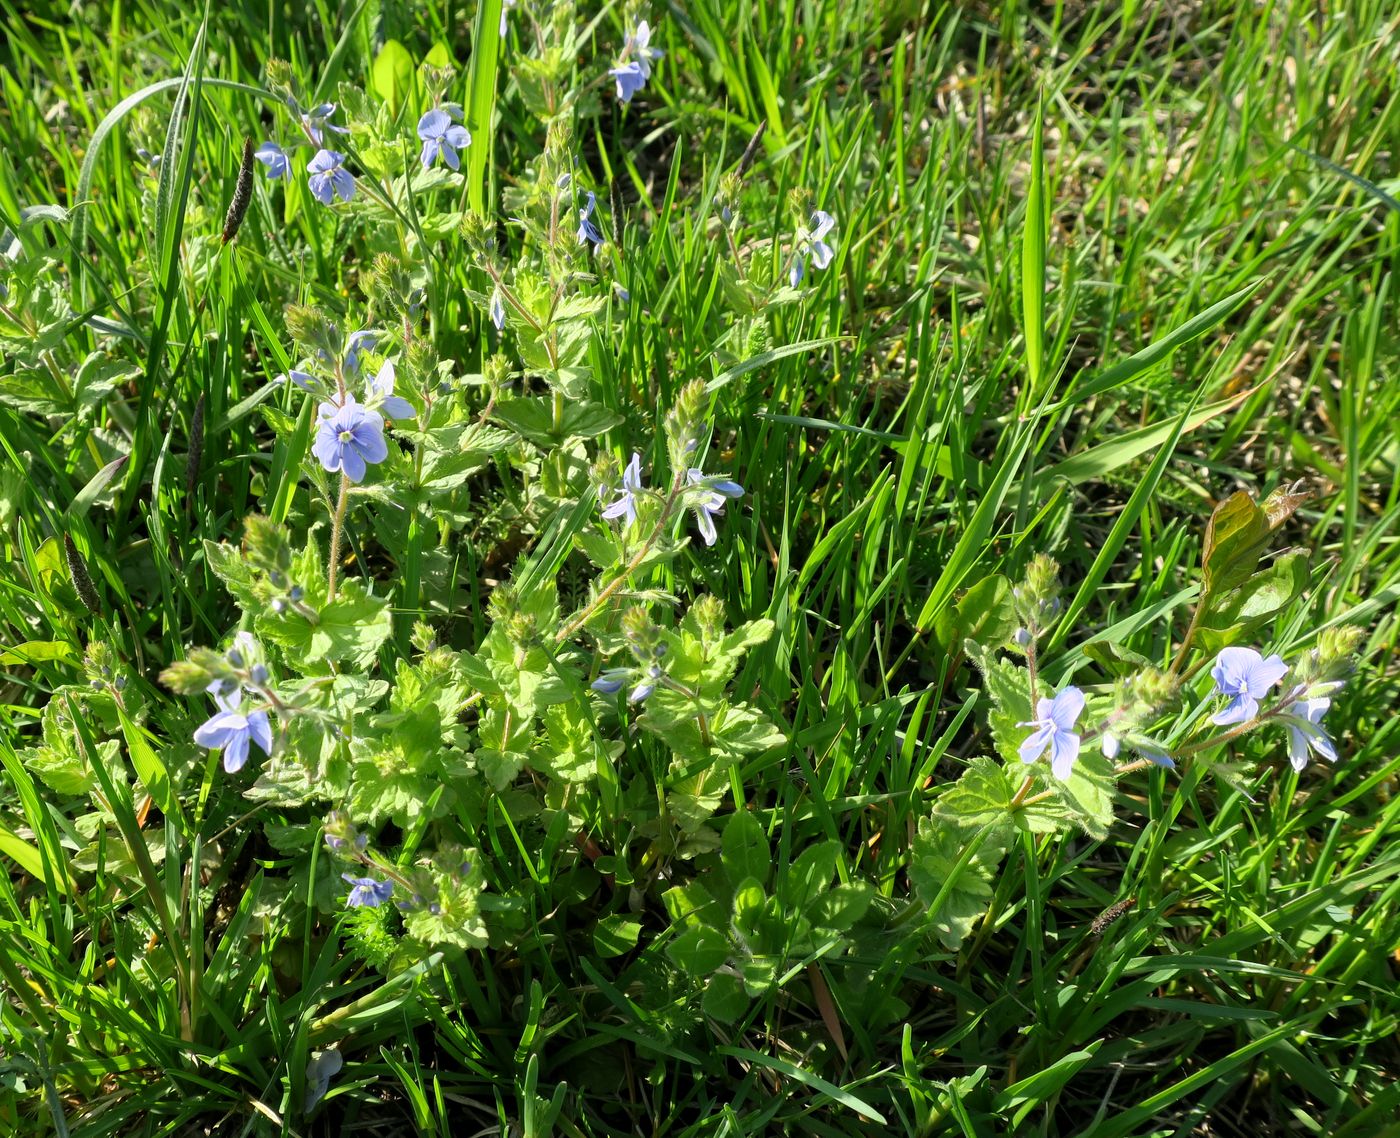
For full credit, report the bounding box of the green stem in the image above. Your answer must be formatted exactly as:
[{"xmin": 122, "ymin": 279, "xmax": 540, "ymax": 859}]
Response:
[
  {"xmin": 554, "ymin": 475, "xmax": 685, "ymax": 644},
  {"xmin": 328, "ymin": 475, "xmax": 349, "ymax": 599}
]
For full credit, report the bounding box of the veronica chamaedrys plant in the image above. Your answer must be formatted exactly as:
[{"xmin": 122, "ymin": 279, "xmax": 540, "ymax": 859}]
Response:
[
  {"xmin": 1209, "ymin": 646, "xmax": 1289, "ymax": 724},
  {"xmin": 789, "ymin": 210, "xmax": 837, "ymax": 288},
  {"xmin": 417, "ymin": 108, "xmax": 470, "ymax": 171},
  {"xmin": 307, "ymin": 150, "xmax": 355, "ymax": 205},
  {"xmin": 577, "ymin": 190, "xmax": 605, "ymax": 247},
  {"xmin": 609, "ymin": 18, "xmax": 663, "ymax": 103},
  {"xmin": 1018, "ymin": 686, "xmax": 1085, "ymax": 779}
]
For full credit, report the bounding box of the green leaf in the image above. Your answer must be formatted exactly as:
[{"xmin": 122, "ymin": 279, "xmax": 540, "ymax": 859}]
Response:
[
  {"xmin": 0, "ymin": 640, "xmax": 75, "ymax": 667},
  {"xmin": 933, "ymin": 757, "xmax": 1014, "ymax": 829},
  {"xmin": 785, "ymin": 842, "xmax": 839, "ymax": 911},
  {"xmin": 701, "ymin": 972, "xmax": 750, "ymax": 1022},
  {"xmin": 1201, "ymin": 491, "xmax": 1271, "ymax": 600},
  {"xmin": 1054, "ymin": 748, "xmax": 1117, "ymax": 841},
  {"xmin": 261, "ymin": 579, "xmax": 393, "ymax": 669},
  {"xmin": 492, "ymin": 397, "xmax": 622, "ymax": 446},
  {"xmin": 933, "ymin": 575, "xmax": 1017, "ymax": 656},
  {"xmin": 594, "ymin": 914, "xmax": 643, "ymax": 959},
  {"xmin": 1081, "ymin": 640, "xmax": 1154, "ymax": 676},
  {"xmin": 963, "ymin": 643, "xmax": 1032, "ymax": 766},
  {"xmin": 909, "ymin": 816, "xmax": 1012, "ymax": 949},
  {"xmin": 667, "ymin": 926, "xmax": 730, "ymax": 975},
  {"xmin": 203, "ymin": 539, "xmax": 260, "ymax": 609},
  {"xmin": 371, "ymin": 39, "xmax": 416, "ymax": 115},
  {"xmin": 721, "ymin": 809, "xmax": 770, "ymax": 889},
  {"xmin": 1198, "ymin": 551, "xmax": 1310, "ymax": 653},
  {"xmin": 464, "ymin": 0, "xmax": 502, "ymax": 215},
  {"xmin": 1053, "ymin": 282, "xmax": 1261, "ymax": 409},
  {"xmin": 807, "ymin": 882, "xmax": 874, "ymax": 933}
]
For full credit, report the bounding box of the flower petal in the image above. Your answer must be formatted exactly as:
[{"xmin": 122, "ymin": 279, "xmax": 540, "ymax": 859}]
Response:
[{"xmin": 222, "ymin": 731, "xmax": 252, "ymax": 773}]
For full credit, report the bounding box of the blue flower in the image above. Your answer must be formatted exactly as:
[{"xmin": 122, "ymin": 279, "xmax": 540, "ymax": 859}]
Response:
[
  {"xmin": 609, "ymin": 61, "xmax": 647, "ymax": 103},
  {"xmin": 609, "ymin": 20, "xmax": 663, "ymax": 102},
  {"xmin": 254, "ymin": 141, "xmax": 289, "ymax": 180},
  {"xmin": 1210, "ymin": 646, "xmax": 1288, "ymax": 725},
  {"xmin": 489, "ymin": 287, "xmax": 506, "ymax": 331},
  {"xmin": 193, "ymin": 685, "xmax": 272, "ymax": 773},
  {"xmin": 577, "ymin": 191, "xmax": 605, "ymax": 246},
  {"xmin": 302, "ymin": 102, "xmax": 349, "ymax": 147},
  {"xmin": 591, "ymin": 668, "xmax": 631, "ymax": 695},
  {"xmin": 417, "ymin": 108, "xmax": 471, "ymax": 171},
  {"xmin": 591, "ymin": 663, "xmax": 662, "ymax": 703},
  {"xmin": 791, "ymin": 210, "xmax": 836, "ymax": 288},
  {"xmin": 1282, "ymin": 697, "xmax": 1338, "ymax": 770},
  {"xmin": 307, "ymin": 150, "xmax": 355, "ymax": 205},
  {"xmin": 629, "ymin": 663, "xmax": 663, "ymax": 703},
  {"xmin": 602, "ymin": 452, "xmax": 645, "ymax": 526},
  {"xmin": 807, "ymin": 211, "xmax": 836, "ymax": 269},
  {"xmin": 312, "ymin": 397, "xmax": 388, "ymax": 482},
  {"xmin": 499, "ymin": 0, "xmax": 517, "ymax": 36},
  {"xmin": 1018, "ymin": 686, "xmax": 1085, "ymax": 779},
  {"xmin": 342, "ymin": 874, "xmax": 393, "ymax": 908},
  {"xmin": 685, "ymin": 468, "xmax": 744, "ymax": 546},
  {"xmin": 344, "ymin": 330, "xmax": 376, "ymax": 376},
  {"xmin": 280, "ymin": 369, "xmax": 319, "ymax": 392},
  {"xmin": 365, "ymin": 359, "xmax": 415, "ymax": 420}
]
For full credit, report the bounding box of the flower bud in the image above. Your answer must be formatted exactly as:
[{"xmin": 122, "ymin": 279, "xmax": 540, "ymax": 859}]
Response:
[
  {"xmin": 1317, "ymin": 625, "xmax": 1363, "ymax": 669},
  {"xmin": 1014, "ymin": 555, "xmax": 1062, "ymax": 631},
  {"xmin": 691, "ymin": 595, "xmax": 726, "ymax": 643},
  {"xmin": 664, "ymin": 379, "xmax": 709, "ymax": 461},
  {"xmin": 1130, "ymin": 666, "xmax": 1177, "ymax": 710},
  {"xmin": 786, "ymin": 186, "xmax": 815, "ymax": 223},
  {"xmin": 283, "ymin": 303, "xmax": 339, "ymax": 360}
]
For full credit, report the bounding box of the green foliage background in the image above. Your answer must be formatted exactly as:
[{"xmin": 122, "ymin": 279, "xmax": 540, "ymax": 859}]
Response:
[{"xmin": 1, "ymin": 0, "xmax": 1398, "ymax": 1134}]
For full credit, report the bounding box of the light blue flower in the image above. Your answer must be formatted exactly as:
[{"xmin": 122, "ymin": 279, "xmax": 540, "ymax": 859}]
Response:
[
  {"xmin": 610, "ymin": 20, "xmax": 663, "ymax": 102},
  {"xmin": 193, "ymin": 685, "xmax": 272, "ymax": 773},
  {"xmin": 344, "ymin": 330, "xmax": 376, "ymax": 376},
  {"xmin": 307, "ymin": 149, "xmax": 355, "ymax": 205},
  {"xmin": 591, "ymin": 663, "xmax": 661, "ymax": 703},
  {"xmin": 1282, "ymin": 697, "xmax": 1338, "ymax": 770},
  {"xmin": 281, "ymin": 369, "xmax": 319, "ymax": 392},
  {"xmin": 1018, "ymin": 686, "xmax": 1085, "ymax": 779},
  {"xmin": 602, "ymin": 452, "xmax": 645, "ymax": 527},
  {"xmin": 685, "ymin": 468, "xmax": 744, "ymax": 545},
  {"xmin": 629, "ymin": 663, "xmax": 663, "ymax": 703},
  {"xmin": 1102, "ymin": 730, "xmax": 1174, "ymax": 768},
  {"xmin": 365, "ymin": 359, "xmax": 415, "ymax": 420},
  {"xmin": 807, "ymin": 211, "xmax": 836, "ymax": 268},
  {"xmin": 591, "ymin": 668, "xmax": 631, "ymax": 695},
  {"xmin": 1210, "ymin": 646, "xmax": 1288, "ymax": 725},
  {"xmin": 489, "ymin": 287, "xmax": 506, "ymax": 331},
  {"xmin": 610, "ymin": 61, "xmax": 647, "ymax": 103},
  {"xmin": 342, "ymin": 875, "xmax": 393, "ymax": 908},
  {"xmin": 791, "ymin": 211, "xmax": 836, "ymax": 287},
  {"xmin": 312, "ymin": 397, "xmax": 388, "ymax": 483},
  {"xmin": 302, "ymin": 102, "xmax": 348, "ymax": 147},
  {"xmin": 577, "ymin": 191, "xmax": 605, "ymax": 246},
  {"xmin": 417, "ymin": 108, "xmax": 471, "ymax": 171},
  {"xmin": 254, "ymin": 141, "xmax": 289, "ymax": 179},
  {"xmin": 499, "ymin": 0, "xmax": 517, "ymax": 37}
]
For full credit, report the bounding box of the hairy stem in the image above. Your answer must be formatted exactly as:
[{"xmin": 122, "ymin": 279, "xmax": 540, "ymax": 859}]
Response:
[{"xmin": 328, "ymin": 475, "xmax": 349, "ymax": 599}]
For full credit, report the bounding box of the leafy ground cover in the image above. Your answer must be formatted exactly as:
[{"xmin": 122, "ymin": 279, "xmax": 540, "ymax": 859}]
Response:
[{"xmin": 1, "ymin": 0, "xmax": 1398, "ymax": 1134}]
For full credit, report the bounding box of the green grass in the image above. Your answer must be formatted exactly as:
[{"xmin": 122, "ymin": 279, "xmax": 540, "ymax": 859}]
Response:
[{"xmin": 2, "ymin": 0, "xmax": 1399, "ymax": 1134}]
